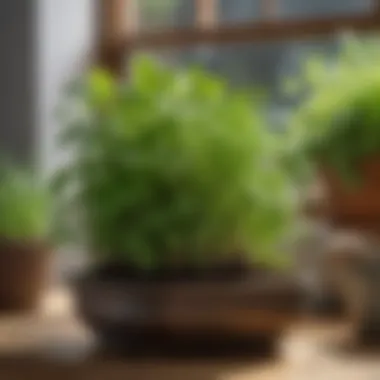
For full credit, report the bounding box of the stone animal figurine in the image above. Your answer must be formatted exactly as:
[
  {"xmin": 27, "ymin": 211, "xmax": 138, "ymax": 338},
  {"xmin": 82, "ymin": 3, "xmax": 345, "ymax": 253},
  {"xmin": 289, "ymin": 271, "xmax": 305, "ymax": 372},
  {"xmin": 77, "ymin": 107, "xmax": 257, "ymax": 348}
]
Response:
[
  {"xmin": 295, "ymin": 180, "xmax": 344, "ymax": 315},
  {"xmin": 326, "ymin": 231, "xmax": 380, "ymax": 345}
]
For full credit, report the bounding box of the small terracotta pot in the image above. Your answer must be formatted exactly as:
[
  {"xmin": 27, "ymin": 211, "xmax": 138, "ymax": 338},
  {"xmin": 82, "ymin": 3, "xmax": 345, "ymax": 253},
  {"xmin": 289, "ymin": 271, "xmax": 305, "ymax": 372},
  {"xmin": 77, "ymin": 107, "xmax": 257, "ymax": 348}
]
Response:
[
  {"xmin": 321, "ymin": 157, "xmax": 380, "ymax": 227},
  {"xmin": 0, "ymin": 239, "xmax": 50, "ymax": 312}
]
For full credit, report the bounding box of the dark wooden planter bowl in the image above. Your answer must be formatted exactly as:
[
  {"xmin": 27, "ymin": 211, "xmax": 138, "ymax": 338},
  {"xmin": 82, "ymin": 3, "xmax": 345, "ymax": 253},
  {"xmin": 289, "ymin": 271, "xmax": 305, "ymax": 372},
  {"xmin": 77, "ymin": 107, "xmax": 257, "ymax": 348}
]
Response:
[
  {"xmin": 0, "ymin": 239, "xmax": 50, "ymax": 312},
  {"xmin": 321, "ymin": 158, "xmax": 380, "ymax": 227},
  {"xmin": 74, "ymin": 267, "xmax": 302, "ymax": 357}
]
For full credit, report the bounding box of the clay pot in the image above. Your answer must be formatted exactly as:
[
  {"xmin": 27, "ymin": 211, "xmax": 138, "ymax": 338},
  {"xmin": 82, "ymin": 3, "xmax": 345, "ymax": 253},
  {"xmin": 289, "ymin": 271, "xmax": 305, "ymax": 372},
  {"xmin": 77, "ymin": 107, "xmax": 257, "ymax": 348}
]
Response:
[
  {"xmin": 0, "ymin": 239, "xmax": 50, "ymax": 312},
  {"xmin": 74, "ymin": 266, "xmax": 302, "ymax": 357},
  {"xmin": 321, "ymin": 157, "xmax": 380, "ymax": 228}
]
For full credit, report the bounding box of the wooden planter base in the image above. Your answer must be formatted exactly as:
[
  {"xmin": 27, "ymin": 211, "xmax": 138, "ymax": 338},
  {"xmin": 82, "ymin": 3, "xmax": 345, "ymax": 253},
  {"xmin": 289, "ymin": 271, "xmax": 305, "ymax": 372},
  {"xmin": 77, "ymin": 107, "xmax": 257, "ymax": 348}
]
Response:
[{"xmin": 75, "ymin": 268, "xmax": 302, "ymax": 357}]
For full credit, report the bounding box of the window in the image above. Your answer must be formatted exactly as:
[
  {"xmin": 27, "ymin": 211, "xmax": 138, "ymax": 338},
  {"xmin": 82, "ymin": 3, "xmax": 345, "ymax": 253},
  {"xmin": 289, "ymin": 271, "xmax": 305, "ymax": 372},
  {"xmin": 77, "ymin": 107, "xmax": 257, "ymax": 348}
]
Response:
[
  {"xmin": 136, "ymin": 0, "xmax": 195, "ymax": 30},
  {"xmin": 98, "ymin": 0, "xmax": 380, "ymax": 127},
  {"xmin": 219, "ymin": 0, "xmax": 375, "ymax": 23},
  {"xmin": 99, "ymin": 0, "xmax": 380, "ymax": 73},
  {"xmin": 140, "ymin": 34, "xmax": 354, "ymax": 130}
]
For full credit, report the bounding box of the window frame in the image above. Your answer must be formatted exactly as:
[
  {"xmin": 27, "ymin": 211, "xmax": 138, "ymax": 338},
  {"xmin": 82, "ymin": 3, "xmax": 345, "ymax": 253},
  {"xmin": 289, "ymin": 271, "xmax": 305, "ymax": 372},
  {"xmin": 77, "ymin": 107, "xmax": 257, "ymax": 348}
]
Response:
[{"xmin": 99, "ymin": 0, "xmax": 380, "ymax": 73}]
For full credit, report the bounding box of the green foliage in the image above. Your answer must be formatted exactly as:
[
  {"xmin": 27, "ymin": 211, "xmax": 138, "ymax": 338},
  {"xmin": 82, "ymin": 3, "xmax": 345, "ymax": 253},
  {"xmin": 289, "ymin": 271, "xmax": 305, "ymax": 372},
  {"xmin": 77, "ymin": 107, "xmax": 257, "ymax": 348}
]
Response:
[
  {"xmin": 56, "ymin": 56, "xmax": 298, "ymax": 270},
  {"xmin": 288, "ymin": 36, "xmax": 380, "ymax": 182},
  {"xmin": 0, "ymin": 165, "xmax": 52, "ymax": 242}
]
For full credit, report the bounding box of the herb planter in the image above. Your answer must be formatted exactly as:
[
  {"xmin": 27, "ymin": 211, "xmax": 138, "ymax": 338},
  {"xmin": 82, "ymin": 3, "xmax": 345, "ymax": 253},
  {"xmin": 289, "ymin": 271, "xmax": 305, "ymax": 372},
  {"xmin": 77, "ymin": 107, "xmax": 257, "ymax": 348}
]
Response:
[
  {"xmin": 59, "ymin": 58, "xmax": 303, "ymax": 358},
  {"xmin": 75, "ymin": 265, "xmax": 302, "ymax": 357},
  {"xmin": 0, "ymin": 239, "xmax": 49, "ymax": 312},
  {"xmin": 321, "ymin": 157, "xmax": 380, "ymax": 227}
]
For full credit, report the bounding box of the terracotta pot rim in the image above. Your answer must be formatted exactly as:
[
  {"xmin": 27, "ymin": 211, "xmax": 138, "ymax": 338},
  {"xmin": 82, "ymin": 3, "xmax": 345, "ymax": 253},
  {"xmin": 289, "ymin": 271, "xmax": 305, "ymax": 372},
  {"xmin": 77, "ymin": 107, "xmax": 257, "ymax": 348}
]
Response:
[{"xmin": 0, "ymin": 237, "xmax": 50, "ymax": 251}]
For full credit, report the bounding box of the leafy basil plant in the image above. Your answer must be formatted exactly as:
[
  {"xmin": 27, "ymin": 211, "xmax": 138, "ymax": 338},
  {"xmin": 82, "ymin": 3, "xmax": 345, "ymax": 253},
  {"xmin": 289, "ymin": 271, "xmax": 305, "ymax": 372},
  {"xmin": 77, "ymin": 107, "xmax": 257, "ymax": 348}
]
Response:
[
  {"xmin": 56, "ymin": 56, "xmax": 298, "ymax": 270},
  {"xmin": 287, "ymin": 36, "xmax": 380, "ymax": 183}
]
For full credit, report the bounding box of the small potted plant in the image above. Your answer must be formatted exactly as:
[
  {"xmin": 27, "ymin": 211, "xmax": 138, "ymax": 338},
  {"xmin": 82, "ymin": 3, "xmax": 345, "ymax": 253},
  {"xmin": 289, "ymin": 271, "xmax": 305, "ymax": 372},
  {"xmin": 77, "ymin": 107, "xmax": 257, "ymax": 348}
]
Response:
[
  {"xmin": 0, "ymin": 165, "xmax": 52, "ymax": 312},
  {"xmin": 56, "ymin": 57, "xmax": 302, "ymax": 355},
  {"xmin": 288, "ymin": 37, "xmax": 380, "ymax": 228}
]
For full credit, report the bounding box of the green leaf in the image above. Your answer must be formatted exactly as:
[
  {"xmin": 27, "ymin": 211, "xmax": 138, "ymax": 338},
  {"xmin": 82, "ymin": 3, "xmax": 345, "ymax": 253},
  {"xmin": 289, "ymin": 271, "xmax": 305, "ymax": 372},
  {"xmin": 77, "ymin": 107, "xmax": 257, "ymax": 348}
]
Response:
[
  {"xmin": 289, "ymin": 35, "xmax": 380, "ymax": 183},
  {"xmin": 87, "ymin": 68, "xmax": 115, "ymax": 106},
  {"xmin": 57, "ymin": 55, "xmax": 299, "ymax": 270}
]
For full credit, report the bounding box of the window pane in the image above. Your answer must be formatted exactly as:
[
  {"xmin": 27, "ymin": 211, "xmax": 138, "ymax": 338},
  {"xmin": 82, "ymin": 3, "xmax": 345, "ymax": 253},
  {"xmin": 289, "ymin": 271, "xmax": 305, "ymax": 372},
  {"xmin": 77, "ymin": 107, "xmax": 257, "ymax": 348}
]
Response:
[
  {"xmin": 138, "ymin": 0, "xmax": 195, "ymax": 30},
  {"xmin": 279, "ymin": 0, "xmax": 375, "ymax": 19},
  {"xmin": 218, "ymin": 0, "xmax": 262, "ymax": 23},
  {"xmin": 218, "ymin": 0, "xmax": 375, "ymax": 23},
  {"xmin": 130, "ymin": 0, "xmax": 376, "ymax": 32},
  {"xmin": 136, "ymin": 31, "xmax": 376, "ymax": 128}
]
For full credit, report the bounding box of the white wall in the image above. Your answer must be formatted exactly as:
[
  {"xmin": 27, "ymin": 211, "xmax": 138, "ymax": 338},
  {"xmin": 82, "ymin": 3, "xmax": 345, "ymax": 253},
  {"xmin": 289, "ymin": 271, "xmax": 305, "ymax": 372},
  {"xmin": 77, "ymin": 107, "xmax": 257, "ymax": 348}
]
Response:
[
  {"xmin": 35, "ymin": 0, "xmax": 97, "ymax": 279},
  {"xmin": 36, "ymin": 0, "xmax": 96, "ymax": 175}
]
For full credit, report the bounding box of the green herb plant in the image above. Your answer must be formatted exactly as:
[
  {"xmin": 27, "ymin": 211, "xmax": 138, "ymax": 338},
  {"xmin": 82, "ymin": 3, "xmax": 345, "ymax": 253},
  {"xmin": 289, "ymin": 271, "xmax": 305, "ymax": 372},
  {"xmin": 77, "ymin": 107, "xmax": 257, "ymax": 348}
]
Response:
[
  {"xmin": 56, "ymin": 56, "xmax": 298, "ymax": 271},
  {"xmin": 287, "ymin": 36, "xmax": 380, "ymax": 184},
  {"xmin": 0, "ymin": 165, "xmax": 52, "ymax": 242}
]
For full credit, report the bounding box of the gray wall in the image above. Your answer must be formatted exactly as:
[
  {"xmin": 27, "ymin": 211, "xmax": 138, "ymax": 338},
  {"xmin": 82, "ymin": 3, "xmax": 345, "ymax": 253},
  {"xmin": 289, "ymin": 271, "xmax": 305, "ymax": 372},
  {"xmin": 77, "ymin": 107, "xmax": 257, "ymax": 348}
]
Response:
[
  {"xmin": 0, "ymin": 2, "xmax": 36, "ymax": 164},
  {"xmin": 0, "ymin": 0, "xmax": 96, "ymax": 171}
]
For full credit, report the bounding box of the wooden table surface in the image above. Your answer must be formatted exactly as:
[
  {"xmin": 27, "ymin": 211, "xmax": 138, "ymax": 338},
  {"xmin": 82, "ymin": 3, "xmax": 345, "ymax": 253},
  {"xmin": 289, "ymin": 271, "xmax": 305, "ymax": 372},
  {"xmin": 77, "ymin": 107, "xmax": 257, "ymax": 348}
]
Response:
[{"xmin": 0, "ymin": 288, "xmax": 378, "ymax": 379}]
